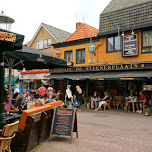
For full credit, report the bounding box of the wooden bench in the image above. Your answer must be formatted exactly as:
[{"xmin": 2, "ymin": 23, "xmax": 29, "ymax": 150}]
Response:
[{"xmin": 11, "ymin": 101, "xmax": 62, "ymax": 152}]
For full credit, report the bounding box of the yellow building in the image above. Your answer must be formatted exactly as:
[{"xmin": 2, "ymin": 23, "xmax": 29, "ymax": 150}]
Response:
[{"xmin": 50, "ymin": 0, "xmax": 152, "ymax": 101}]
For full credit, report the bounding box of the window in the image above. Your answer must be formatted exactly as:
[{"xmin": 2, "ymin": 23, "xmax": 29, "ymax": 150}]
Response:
[
  {"xmin": 76, "ymin": 49, "xmax": 85, "ymax": 64},
  {"xmin": 36, "ymin": 41, "xmax": 39, "ymax": 49},
  {"xmin": 142, "ymin": 30, "xmax": 152, "ymax": 53},
  {"xmin": 43, "ymin": 39, "xmax": 47, "ymax": 48},
  {"xmin": 107, "ymin": 36, "xmax": 121, "ymax": 52},
  {"xmin": 64, "ymin": 51, "xmax": 73, "ymax": 62},
  {"xmin": 35, "ymin": 38, "xmax": 51, "ymax": 49}
]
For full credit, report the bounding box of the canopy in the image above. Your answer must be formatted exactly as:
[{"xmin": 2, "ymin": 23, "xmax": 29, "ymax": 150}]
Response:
[
  {"xmin": 4, "ymin": 45, "xmax": 72, "ymax": 70},
  {"xmin": 4, "ymin": 77, "xmax": 19, "ymax": 85},
  {"xmin": 48, "ymin": 70, "xmax": 152, "ymax": 80},
  {"xmin": 0, "ymin": 28, "xmax": 24, "ymax": 52}
]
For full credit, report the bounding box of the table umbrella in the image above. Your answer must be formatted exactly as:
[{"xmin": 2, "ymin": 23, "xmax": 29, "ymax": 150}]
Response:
[{"xmin": 0, "ymin": 28, "xmax": 24, "ymax": 129}]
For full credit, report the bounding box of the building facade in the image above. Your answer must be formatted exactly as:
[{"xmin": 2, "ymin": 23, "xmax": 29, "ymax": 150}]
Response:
[{"xmin": 50, "ymin": 0, "xmax": 152, "ymax": 99}]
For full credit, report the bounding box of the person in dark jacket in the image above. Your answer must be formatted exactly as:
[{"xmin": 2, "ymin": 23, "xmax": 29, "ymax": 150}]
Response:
[{"xmin": 74, "ymin": 85, "xmax": 82, "ymax": 110}]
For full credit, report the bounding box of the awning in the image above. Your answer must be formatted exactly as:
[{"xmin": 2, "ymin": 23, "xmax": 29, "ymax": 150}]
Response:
[
  {"xmin": 48, "ymin": 70, "xmax": 152, "ymax": 80},
  {"xmin": 4, "ymin": 77, "xmax": 19, "ymax": 85}
]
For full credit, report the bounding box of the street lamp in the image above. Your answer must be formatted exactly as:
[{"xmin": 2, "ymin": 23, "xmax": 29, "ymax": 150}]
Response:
[{"xmin": 0, "ymin": 11, "xmax": 14, "ymax": 129}]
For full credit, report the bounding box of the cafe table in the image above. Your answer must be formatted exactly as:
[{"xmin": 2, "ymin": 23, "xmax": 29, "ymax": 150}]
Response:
[
  {"xmin": 4, "ymin": 113, "xmax": 22, "ymax": 124},
  {"xmin": 126, "ymin": 100, "xmax": 138, "ymax": 112}
]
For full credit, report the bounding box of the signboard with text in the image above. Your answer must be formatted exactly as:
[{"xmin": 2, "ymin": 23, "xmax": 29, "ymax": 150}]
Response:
[
  {"xmin": 49, "ymin": 108, "xmax": 78, "ymax": 143},
  {"xmin": 123, "ymin": 34, "xmax": 138, "ymax": 57}
]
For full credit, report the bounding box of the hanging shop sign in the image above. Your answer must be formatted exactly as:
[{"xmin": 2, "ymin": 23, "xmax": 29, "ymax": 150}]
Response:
[
  {"xmin": 56, "ymin": 49, "xmax": 61, "ymax": 57},
  {"xmin": 50, "ymin": 62, "xmax": 152, "ymax": 73},
  {"xmin": 123, "ymin": 34, "xmax": 138, "ymax": 57},
  {"xmin": 88, "ymin": 44, "xmax": 96, "ymax": 53}
]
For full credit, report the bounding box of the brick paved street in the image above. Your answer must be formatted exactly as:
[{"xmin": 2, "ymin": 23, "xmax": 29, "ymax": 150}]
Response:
[{"xmin": 35, "ymin": 110, "xmax": 152, "ymax": 152}]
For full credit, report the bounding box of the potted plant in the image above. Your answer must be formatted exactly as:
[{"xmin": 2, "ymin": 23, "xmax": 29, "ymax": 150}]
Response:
[{"xmin": 144, "ymin": 107, "xmax": 152, "ymax": 116}]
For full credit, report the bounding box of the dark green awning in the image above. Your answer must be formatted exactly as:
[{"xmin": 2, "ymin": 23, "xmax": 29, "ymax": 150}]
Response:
[
  {"xmin": 48, "ymin": 70, "xmax": 152, "ymax": 80},
  {"xmin": 4, "ymin": 77, "xmax": 19, "ymax": 85}
]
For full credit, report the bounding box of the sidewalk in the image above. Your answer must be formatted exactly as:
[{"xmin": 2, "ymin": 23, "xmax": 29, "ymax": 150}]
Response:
[{"xmin": 34, "ymin": 110, "xmax": 152, "ymax": 152}]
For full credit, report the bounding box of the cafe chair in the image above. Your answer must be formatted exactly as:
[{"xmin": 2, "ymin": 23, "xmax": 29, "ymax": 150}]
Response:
[
  {"xmin": 115, "ymin": 96, "xmax": 124, "ymax": 109},
  {"xmin": 103, "ymin": 97, "xmax": 112, "ymax": 110},
  {"xmin": 0, "ymin": 120, "xmax": 19, "ymax": 152}
]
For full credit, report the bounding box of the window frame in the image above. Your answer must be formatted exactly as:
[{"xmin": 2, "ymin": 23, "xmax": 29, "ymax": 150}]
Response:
[
  {"xmin": 64, "ymin": 50, "xmax": 73, "ymax": 62},
  {"xmin": 106, "ymin": 35, "xmax": 122, "ymax": 53},
  {"xmin": 76, "ymin": 48, "xmax": 85, "ymax": 64},
  {"xmin": 141, "ymin": 29, "xmax": 152, "ymax": 54}
]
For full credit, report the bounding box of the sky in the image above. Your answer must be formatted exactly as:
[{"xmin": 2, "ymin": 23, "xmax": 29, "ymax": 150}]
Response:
[{"xmin": 1, "ymin": 0, "xmax": 111, "ymax": 43}]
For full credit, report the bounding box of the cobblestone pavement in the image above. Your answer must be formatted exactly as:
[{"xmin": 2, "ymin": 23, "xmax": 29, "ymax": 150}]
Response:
[{"xmin": 35, "ymin": 110, "xmax": 152, "ymax": 152}]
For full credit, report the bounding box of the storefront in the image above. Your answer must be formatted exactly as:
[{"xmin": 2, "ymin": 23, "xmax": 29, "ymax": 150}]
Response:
[{"xmin": 19, "ymin": 70, "xmax": 51, "ymax": 90}]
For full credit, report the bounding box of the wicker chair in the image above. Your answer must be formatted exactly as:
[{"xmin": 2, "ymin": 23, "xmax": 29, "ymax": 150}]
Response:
[
  {"xmin": 103, "ymin": 97, "xmax": 112, "ymax": 110},
  {"xmin": 0, "ymin": 120, "xmax": 19, "ymax": 152}
]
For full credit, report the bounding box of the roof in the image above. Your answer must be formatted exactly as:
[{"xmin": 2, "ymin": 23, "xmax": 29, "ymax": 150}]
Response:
[
  {"xmin": 64, "ymin": 23, "xmax": 99, "ymax": 42},
  {"xmin": 29, "ymin": 23, "xmax": 71, "ymax": 46},
  {"xmin": 41, "ymin": 23, "xmax": 71, "ymax": 42},
  {"xmin": 99, "ymin": 0, "xmax": 152, "ymax": 34},
  {"xmin": 24, "ymin": 41, "xmax": 30, "ymax": 46},
  {"xmin": 101, "ymin": 0, "xmax": 152, "ymax": 14}
]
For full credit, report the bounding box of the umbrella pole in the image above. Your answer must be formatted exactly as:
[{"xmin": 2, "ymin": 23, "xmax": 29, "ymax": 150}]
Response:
[
  {"xmin": 0, "ymin": 52, "xmax": 6, "ymax": 129},
  {"xmin": 8, "ymin": 67, "xmax": 12, "ymax": 96}
]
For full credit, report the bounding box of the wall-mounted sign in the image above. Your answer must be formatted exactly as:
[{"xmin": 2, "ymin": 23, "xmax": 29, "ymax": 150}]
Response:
[
  {"xmin": 123, "ymin": 34, "xmax": 138, "ymax": 57},
  {"xmin": 88, "ymin": 44, "xmax": 96, "ymax": 53},
  {"xmin": 19, "ymin": 73, "xmax": 50, "ymax": 79},
  {"xmin": 50, "ymin": 62, "xmax": 149, "ymax": 73},
  {"xmin": 56, "ymin": 49, "xmax": 61, "ymax": 57}
]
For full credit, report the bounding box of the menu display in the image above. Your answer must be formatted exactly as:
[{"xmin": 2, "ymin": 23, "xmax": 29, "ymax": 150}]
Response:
[
  {"xmin": 50, "ymin": 108, "xmax": 78, "ymax": 143},
  {"xmin": 143, "ymin": 85, "xmax": 152, "ymax": 91}
]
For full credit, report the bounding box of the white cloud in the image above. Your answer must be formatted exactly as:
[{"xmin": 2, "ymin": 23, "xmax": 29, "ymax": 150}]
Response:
[{"xmin": 0, "ymin": 0, "xmax": 111, "ymax": 43}]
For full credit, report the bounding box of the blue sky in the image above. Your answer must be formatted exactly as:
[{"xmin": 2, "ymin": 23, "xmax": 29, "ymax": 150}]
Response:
[{"xmin": 1, "ymin": 0, "xmax": 111, "ymax": 43}]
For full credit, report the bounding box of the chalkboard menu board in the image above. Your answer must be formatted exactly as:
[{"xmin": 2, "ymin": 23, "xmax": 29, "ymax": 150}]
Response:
[{"xmin": 49, "ymin": 107, "xmax": 78, "ymax": 143}]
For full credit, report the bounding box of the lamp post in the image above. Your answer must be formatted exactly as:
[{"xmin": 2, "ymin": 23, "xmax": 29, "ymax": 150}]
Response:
[{"xmin": 0, "ymin": 11, "xmax": 14, "ymax": 129}]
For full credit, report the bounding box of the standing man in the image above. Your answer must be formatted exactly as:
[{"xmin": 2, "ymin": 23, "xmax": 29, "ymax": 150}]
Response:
[{"xmin": 38, "ymin": 84, "xmax": 47, "ymax": 99}]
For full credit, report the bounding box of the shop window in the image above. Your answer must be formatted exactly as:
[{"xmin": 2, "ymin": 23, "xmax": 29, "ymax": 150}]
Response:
[
  {"xmin": 107, "ymin": 36, "xmax": 121, "ymax": 52},
  {"xmin": 76, "ymin": 49, "xmax": 85, "ymax": 64},
  {"xmin": 64, "ymin": 50, "xmax": 73, "ymax": 62},
  {"xmin": 142, "ymin": 30, "xmax": 152, "ymax": 53},
  {"xmin": 35, "ymin": 38, "xmax": 51, "ymax": 49}
]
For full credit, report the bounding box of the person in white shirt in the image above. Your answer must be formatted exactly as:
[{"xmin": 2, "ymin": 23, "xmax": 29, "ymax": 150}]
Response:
[
  {"xmin": 65, "ymin": 85, "xmax": 73, "ymax": 108},
  {"xmin": 14, "ymin": 85, "xmax": 20, "ymax": 94}
]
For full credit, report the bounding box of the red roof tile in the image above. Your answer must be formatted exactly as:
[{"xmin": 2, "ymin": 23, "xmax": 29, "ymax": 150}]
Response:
[
  {"xmin": 64, "ymin": 23, "xmax": 99, "ymax": 42},
  {"xmin": 24, "ymin": 41, "xmax": 31, "ymax": 46}
]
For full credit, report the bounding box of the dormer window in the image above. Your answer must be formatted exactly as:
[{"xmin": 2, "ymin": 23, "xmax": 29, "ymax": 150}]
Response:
[{"xmin": 35, "ymin": 38, "xmax": 51, "ymax": 49}]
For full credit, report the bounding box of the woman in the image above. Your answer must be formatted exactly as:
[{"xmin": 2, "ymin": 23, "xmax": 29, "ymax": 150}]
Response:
[
  {"xmin": 95, "ymin": 91, "xmax": 110, "ymax": 111},
  {"xmin": 65, "ymin": 85, "xmax": 73, "ymax": 109},
  {"xmin": 74, "ymin": 85, "xmax": 82, "ymax": 110},
  {"xmin": 14, "ymin": 85, "xmax": 20, "ymax": 94},
  {"xmin": 136, "ymin": 91, "xmax": 146, "ymax": 113}
]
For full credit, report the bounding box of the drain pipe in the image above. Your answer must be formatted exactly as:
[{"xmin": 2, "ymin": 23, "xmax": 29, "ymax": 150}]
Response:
[{"xmin": 89, "ymin": 26, "xmax": 123, "ymax": 64}]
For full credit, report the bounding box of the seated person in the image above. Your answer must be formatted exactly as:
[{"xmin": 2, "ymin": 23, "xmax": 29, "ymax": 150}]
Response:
[
  {"xmin": 136, "ymin": 91, "xmax": 146, "ymax": 113},
  {"xmin": 11, "ymin": 92, "xmax": 19, "ymax": 104},
  {"xmin": 47, "ymin": 95, "xmax": 56, "ymax": 103},
  {"xmin": 124, "ymin": 93, "xmax": 134, "ymax": 112},
  {"xmin": 43, "ymin": 94, "xmax": 49, "ymax": 103},
  {"xmin": 91, "ymin": 91, "xmax": 99, "ymax": 109},
  {"xmin": 95, "ymin": 91, "xmax": 110, "ymax": 111},
  {"xmin": 4, "ymin": 93, "xmax": 19, "ymax": 113},
  {"xmin": 25, "ymin": 92, "xmax": 32, "ymax": 103},
  {"xmin": 35, "ymin": 99, "xmax": 45, "ymax": 107}
]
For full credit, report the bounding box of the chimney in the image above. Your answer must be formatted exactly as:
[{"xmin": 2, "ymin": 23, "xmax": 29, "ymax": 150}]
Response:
[{"xmin": 76, "ymin": 22, "xmax": 83, "ymax": 30}]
